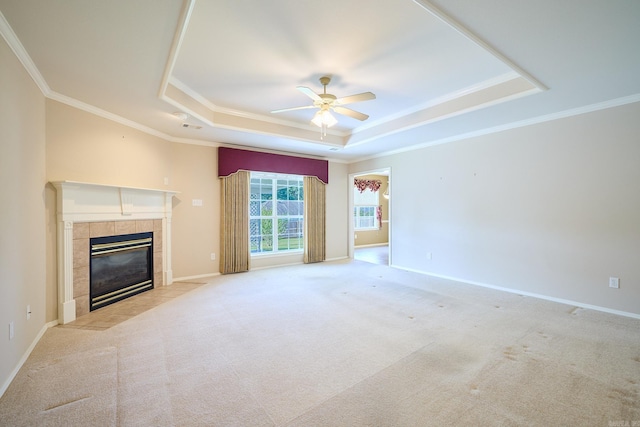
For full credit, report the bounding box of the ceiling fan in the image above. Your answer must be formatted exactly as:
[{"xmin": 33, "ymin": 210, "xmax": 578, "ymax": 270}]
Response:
[{"xmin": 271, "ymin": 76, "xmax": 376, "ymax": 132}]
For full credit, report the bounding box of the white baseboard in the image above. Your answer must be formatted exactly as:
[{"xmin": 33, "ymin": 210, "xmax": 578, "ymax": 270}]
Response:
[
  {"xmin": 253, "ymin": 257, "xmax": 352, "ymax": 270},
  {"xmin": 354, "ymin": 243, "xmax": 389, "ymax": 249},
  {"xmin": 394, "ymin": 265, "xmax": 640, "ymax": 320},
  {"xmin": 250, "ymin": 256, "xmax": 351, "ymax": 270},
  {"xmin": 251, "ymin": 261, "xmax": 304, "ymax": 271},
  {"xmin": 172, "ymin": 272, "xmax": 220, "ymax": 282},
  {"xmin": 1, "ymin": 320, "xmax": 58, "ymax": 398}
]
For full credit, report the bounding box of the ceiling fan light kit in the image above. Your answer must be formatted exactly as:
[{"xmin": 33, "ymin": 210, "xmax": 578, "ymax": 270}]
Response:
[
  {"xmin": 311, "ymin": 109, "xmax": 338, "ymax": 127},
  {"xmin": 272, "ymin": 75, "xmax": 376, "ymax": 139}
]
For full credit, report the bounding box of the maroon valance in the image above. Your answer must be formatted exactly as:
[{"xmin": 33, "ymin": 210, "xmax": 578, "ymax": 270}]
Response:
[{"xmin": 218, "ymin": 147, "xmax": 329, "ymax": 184}]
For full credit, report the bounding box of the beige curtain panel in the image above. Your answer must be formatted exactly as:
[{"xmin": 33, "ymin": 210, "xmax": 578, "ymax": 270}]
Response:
[
  {"xmin": 220, "ymin": 170, "xmax": 250, "ymax": 274},
  {"xmin": 303, "ymin": 175, "xmax": 326, "ymax": 263}
]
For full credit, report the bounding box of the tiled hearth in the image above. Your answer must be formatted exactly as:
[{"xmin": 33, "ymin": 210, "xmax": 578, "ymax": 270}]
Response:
[
  {"xmin": 52, "ymin": 181, "xmax": 177, "ymax": 324},
  {"xmin": 72, "ymin": 220, "xmax": 163, "ymax": 317},
  {"xmin": 62, "ymin": 280, "xmax": 207, "ymax": 331}
]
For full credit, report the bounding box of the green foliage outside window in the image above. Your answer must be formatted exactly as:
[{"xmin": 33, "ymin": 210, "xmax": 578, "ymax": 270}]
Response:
[{"xmin": 250, "ymin": 173, "xmax": 304, "ymax": 254}]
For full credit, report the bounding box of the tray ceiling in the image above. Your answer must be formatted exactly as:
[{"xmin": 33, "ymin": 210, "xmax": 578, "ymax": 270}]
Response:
[{"xmin": 1, "ymin": 0, "xmax": 638, "ymax": 160}]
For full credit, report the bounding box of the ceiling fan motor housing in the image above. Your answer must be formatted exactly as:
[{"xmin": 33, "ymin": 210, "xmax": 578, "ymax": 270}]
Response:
[{"xmin": 316, "ymin": 93, "xmax": 337, "ymax": 108}]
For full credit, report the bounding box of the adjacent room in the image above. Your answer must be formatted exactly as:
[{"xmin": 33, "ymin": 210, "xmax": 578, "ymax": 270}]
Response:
[{"xmin": 1, "ymin": 0, "xmax": 639, "ymax": 425}]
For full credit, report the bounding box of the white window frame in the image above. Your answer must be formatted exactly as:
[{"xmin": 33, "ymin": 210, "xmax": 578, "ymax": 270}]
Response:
[
  {"xmin": 250, "ymin": 172, "xmax": 304, "ymax": 255},
  {"xmin": 353, "ymin": 186, "xmax": 379, "ymax": 231}
]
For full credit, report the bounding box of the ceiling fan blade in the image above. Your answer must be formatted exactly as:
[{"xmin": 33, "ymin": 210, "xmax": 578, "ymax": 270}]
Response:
[
  {"xmin": 333, "ymin": 106, "xmax": 369, "ymax": 121},
  {"xmin": 296, "ymin": 86, "xmax": 322, "ymax": 102},
  {"xmin": 271, "ymin": 105, "xmax": 316, "ymax": 114},
  {"xmin": 335, "ymin": 91, "xmax": 376, "ymax": 105}
]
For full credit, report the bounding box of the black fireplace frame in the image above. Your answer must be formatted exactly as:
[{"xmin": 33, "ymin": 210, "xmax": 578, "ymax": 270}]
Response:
[{"xmin": 89, "ymin": 231, "xmax": 154, "ymax": 311}]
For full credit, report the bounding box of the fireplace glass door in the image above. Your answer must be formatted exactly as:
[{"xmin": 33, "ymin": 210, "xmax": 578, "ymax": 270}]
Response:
[{"xmin": 90, "ymin": 232, "xmax": 153, "ymax": 310}]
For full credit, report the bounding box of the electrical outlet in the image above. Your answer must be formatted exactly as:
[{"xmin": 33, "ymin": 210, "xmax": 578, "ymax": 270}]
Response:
[
  {"xmin": 27, "ymin": 305, "xmax": 31, "ymax": 320},
  {"xmin": 9, "ymin": 322, "xmax": 14, "ymax": 340},
  {"xmin": 210, "ymin": 252, "xmax": 216, "ymax": 261},
  {"xmin": 192, "ymin": 199, "xmax": 203, "ymax": 207},
  {"xmin": 163, "ymin": 177, "xmax": 169, "ymax": 185},
  {"xmin": 609, "ymin": 277, "xmax": 620, "ymax": 289},
  {"xmin": 427, "ymin": 252, "xmax": 432, "ymax": 260}
]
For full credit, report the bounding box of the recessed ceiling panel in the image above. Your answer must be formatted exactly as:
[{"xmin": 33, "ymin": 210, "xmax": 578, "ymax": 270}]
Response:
[{"xmin": 172, "ymin": 0, "xmax": 514, "ymax": 130}]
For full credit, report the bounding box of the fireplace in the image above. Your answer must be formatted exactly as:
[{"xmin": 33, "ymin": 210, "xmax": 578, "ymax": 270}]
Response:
[
  {"xmin": 90, "ymin": 232, "xmax": 154, "ymax": 311},
  {"xmin": 52, "ymin": 181, "xmax": 177, "ymax": 324}
]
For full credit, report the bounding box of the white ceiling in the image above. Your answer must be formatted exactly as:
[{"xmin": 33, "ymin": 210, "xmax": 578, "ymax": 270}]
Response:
[{"xmin": 1, "ymin": 0, "xmax": 639, "ymax": 161}]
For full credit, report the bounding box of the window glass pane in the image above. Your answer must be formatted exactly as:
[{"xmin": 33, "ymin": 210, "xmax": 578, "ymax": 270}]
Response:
[
  {"xmin": 261, "ymin": 234, "xmax": 273, "ymax": 252},
  {"xmin": 250, "ymin": 183, "xmax": 260, "ymax": 199},
  {"xmin": 261, "ymin": 201, "xmax": 272, "ymax": 216},
  {"xmin": 354, "ymin": 205, "xmax": 377, "ymax": 230},
  {"xmin": 276, "ymin": 201, "xmax": 287, "ymax": 216},
  {"xmin": 250, "ymin": 172, "xmax": 304, "ymax": 254},
  {"xmin": 277, "ymin": 181, "xmax": 287, "ymax": 200},
  {"xmin": 250, "ymin": 219, "xmax": 260, "ymax": 253},
  {"xmin": 250, "ymin": 237, "xmax": 260, "ymax": 253},
  {"xmin": 261, "ymin": 180, "xmax": 272, "ymax": 200},
  {"xmin": 261, "ymin": 218, "xmax": 272, "ymax": 236},
  {"xmin": 277, "ymin": 218, "xmax": 287, "ymax": 236},
  {"xmin": 277, "ymin": 218, "xmax": 303, "ymax": 250},
  {"xmin": 250, "ymin": 219, "xmax": 259, "ymax": 236},
  {"xmin": 249, "ymin": 201, "xmax": 259, "ymax": 217}
]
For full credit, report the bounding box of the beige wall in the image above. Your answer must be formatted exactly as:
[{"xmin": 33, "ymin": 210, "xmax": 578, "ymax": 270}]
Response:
[
  {"xmin": 326, "ymin": 162, "xmax": 349, "ymax": 260},
  {"xmin": 353, "ymin": 174, "xmax": 389, "ymax": 247},
  {"xmin": 45, "ymin": 101, "xmax": 220, "ymax": 302},
  {"xmin": 349, "ymin": 101, "xmax": 640, "ymax": 316},
  {"xmin": 0, "ymin": 36, "xmax": 47, "ymax": 393},
  {"xmin": 165, "ymin": 143, "xmax": 220, "ymax": 279},
  {"xmin": 45, "ymin": 100, "xmax": 350, "ymax": 312}
]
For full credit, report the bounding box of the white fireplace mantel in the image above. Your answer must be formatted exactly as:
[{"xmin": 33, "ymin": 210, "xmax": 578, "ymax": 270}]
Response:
[{"xmin": 52, "ymin": 181, "xmax": 178, "ymax": 324}]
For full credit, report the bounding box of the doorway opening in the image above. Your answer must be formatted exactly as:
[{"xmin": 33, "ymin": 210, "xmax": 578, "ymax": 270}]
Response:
[{"xmin": 349, "ymin": 168, "xmax": 391, "ymax": 266}]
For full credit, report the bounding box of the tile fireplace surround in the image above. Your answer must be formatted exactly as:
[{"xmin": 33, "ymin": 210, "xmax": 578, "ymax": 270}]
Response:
[{"xmin": 52, "ymin": 181, "xmax": 177, "ymax": 324}]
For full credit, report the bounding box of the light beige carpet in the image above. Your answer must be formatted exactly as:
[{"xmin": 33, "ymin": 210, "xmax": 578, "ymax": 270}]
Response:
[{"xmin": 1, "ymin": 260, "xmax": 639, "ymax": 426}]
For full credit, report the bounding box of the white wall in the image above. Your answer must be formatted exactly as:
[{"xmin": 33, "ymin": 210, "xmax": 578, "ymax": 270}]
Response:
[
  {"xmin": 0, "ymin": 36, "xmax": 47, "ymax": 394},
  {"xmin": 349, "ymin": 101, "xmax": 640, "ymax": 316}
]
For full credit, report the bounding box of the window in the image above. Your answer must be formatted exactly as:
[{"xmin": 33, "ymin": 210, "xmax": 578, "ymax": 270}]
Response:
[
  {"xmin": 354, "ymin": 206, "xmax": 376, "ymax": 229},
  {"xmin": 250, "ymin": 172, "xmax": 304, "ymax": 254},
  {"xmin": 354, "ymin": 185, "xmax": 379, "ymax": 230}
]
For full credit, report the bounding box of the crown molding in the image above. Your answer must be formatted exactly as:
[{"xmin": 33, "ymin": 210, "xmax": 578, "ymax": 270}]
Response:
[
  {"xmin": 158, "ymin": 0, "xmax": 196, "ymax": 98},
  {"xmin": 48, "ymin": 91, "xmax": 175, "ymax": 139},
  {"xmin": 0, "ymin": 10, "xmax": 50, "ymax": 95},
  {"xmin": 350, "ymin": 93, "xmax": 640, "ymax": 163},
  {"xmin": 354, "ymin": 72, "xmax": 520, "ymax": 133},
  {"xmin": 347, "ymin": 76, "xmax": 540, "ymax": 148},
  {"xmin": 0, "ymin": 9, "xmax": 186, "ymax": 147},
  {"xmin": 412, "ymin": 0, "xmax": 547, "ymax": 91}
]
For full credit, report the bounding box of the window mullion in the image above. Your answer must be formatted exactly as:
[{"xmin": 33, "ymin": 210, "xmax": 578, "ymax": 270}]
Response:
[{"xmin": 272, "ymin": 184, "xmax": 278, "ymax": 252}]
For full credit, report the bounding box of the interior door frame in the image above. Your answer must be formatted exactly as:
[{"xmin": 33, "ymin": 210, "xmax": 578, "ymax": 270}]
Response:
[{"xmin": 348, "ymin": 167, "xmax": 391, "ymax": 265}]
